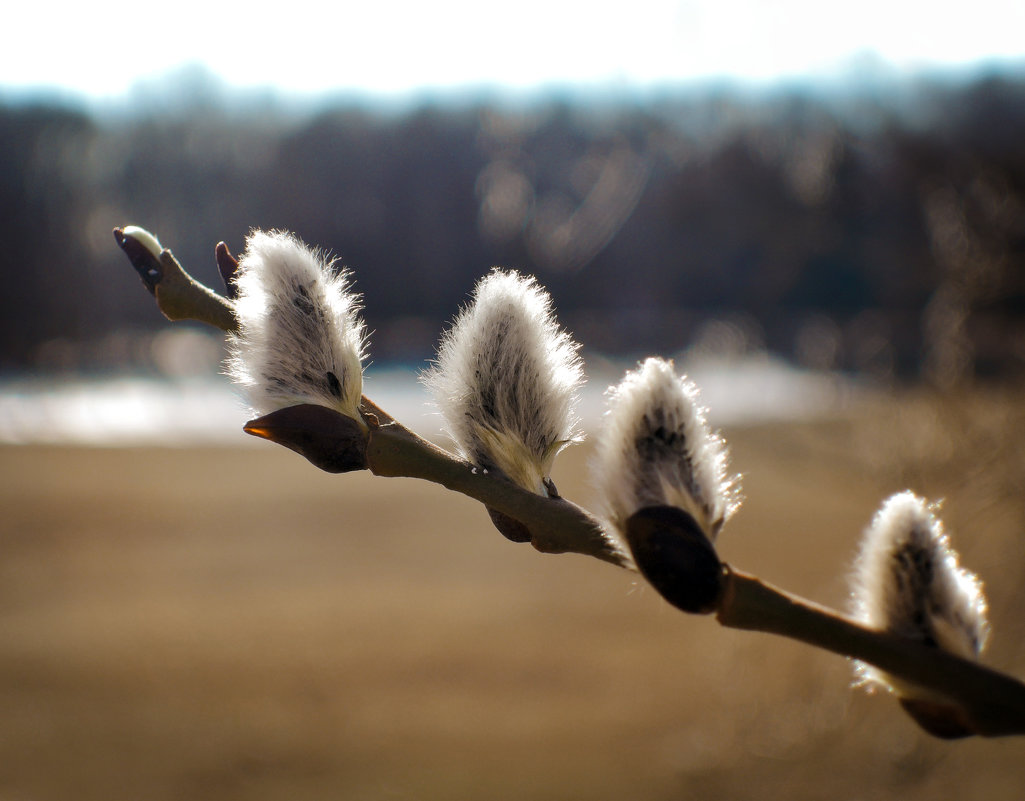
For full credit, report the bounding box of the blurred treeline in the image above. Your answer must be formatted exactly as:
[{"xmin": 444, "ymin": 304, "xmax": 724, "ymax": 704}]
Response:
[{"xmin": 2, "ymin": 71, "xmax": 1024, "ymax": 382}]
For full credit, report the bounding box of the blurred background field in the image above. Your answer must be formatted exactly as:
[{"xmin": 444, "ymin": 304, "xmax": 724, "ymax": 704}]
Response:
[
  {"xmin": 4, "ymin": 0, "xmax": 1025, "ymax": 796},
  {"xmin": 2, "ymin": 387, "xmax": 1025, "ymax": 800}
]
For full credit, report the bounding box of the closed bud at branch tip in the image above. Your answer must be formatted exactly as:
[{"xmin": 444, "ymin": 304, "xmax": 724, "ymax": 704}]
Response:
[
  {"xmin": 120, "ymin": 225, "xmax": 164, "ymax": 259},
  {"xmin": 114, "ymin": 225, "xmax": 166, "ymax": 294},
  {"xmin": 592, "ymin": 357, "xmax": 740, "ymax": 562},
  {"xmin": 226, "ymin": 229, "xmax": 367, "ymax": 429},
  {"xmin": 423, "ymin": 268, "xmax": 583, "ymax": 496},
  {"xmin": 851, "ymin": 491, "xmax": 989, "ymax": 734}
]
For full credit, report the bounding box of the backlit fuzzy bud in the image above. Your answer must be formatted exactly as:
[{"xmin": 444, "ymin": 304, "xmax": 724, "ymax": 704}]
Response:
[
  {"xmin": 423, "ymin": 268, "xmax": 584, "ymax": 495},
  {"xmin": 851, "ymin": 491, "xmax": 989, "ymax": 699},
  {"xmin": 226, "ymin": 229, "xmax": 367, "ymax": 425},
  {"xmin": 592, "ymin": 357, "xmax": 740, "ymax": 543}
]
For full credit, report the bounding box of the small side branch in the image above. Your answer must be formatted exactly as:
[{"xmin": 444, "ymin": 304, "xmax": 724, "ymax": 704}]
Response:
[{"xmin": 113, "ymin": 228, "xmax": 237, "ymax": 333}]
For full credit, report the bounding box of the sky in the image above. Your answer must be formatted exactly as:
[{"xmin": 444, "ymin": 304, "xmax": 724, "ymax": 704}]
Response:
[{"xmin": 3, "ymin": 0, "xmax": 1024, "ymax": 100}]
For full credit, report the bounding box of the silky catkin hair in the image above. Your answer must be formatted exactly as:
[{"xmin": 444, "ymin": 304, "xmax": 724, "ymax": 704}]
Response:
[
  {"xmin": 591, "ymin": 357, "xmax": 740, "ymax": 542},
  {"xmin": 423, "ymin": 268, "xmax": 583, "ymax": 495},
  {"xmin": 226, "ymin": 229, "xmax": 366, "ymax": 423},
  {"xmin": 851, "ymin": 491, "xmax": 989, "ymax": 694}
]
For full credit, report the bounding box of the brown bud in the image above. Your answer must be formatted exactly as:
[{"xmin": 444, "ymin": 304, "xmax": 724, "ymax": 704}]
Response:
[
  {"xmin": 624, "ymin": 505, "xmax": 724, "ymax": 614},
  {"xmin": 215, "ymin": 241, "xmax": 240, "ymax": 299},
  {"xmin": 244, "ymin": 404, "xmax": 368, "ymax": 473},
  {"xmin": 113, "ymin": 227, "xmax": 163, "ymax": 295},
  {"xmin": 899, "ymin": 697, "xmax": 976, "ymax": 739},
  {"xmin": 487, "ymin": 506, "xmax": 533, "ymax": 543}
]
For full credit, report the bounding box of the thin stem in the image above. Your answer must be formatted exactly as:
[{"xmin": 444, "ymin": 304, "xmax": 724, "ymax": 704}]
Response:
[
  {"xmin": 152, "ymin": 249, "xmax": 237, "ymax": 332},
  {"xmin": 718, "ymin": 567, "xmax": 1025, "ymax": 737}
]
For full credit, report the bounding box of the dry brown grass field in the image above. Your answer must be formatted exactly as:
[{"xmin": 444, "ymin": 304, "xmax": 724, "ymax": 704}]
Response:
[{"xmin": 1, "ymin": 387, "xmax": 1024, "ymax": 800}]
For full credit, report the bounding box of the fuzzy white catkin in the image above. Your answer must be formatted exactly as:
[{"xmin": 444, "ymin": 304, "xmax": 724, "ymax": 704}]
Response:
[
  {"xmin": 851, "ymin": 491, "xmax": 989, "ymax": 695},
  {"xmin": 226, "ymin": 229, "xmax": 367, "ymax": 423},
  {"xmin": 423, "ymin": 268, "xmax": 584, "ymax": 495},
  {"xmin": 592, "ymin": 357, "xmax": 740, "ymax": 542}
]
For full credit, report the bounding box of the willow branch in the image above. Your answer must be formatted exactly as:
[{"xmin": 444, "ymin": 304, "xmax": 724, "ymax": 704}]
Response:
[{"xmin": 114, "ymin": 227, "xmax": 1025, "ymax": 738}]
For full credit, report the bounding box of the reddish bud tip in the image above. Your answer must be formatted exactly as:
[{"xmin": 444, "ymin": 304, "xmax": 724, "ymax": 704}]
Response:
[
  {"xmin": 215, "ymin": 241, "xmax": 240, "ymax": 299},
  {"xmin": 244, "ymin": 404, "xmax": 368, "ymax": 474}
]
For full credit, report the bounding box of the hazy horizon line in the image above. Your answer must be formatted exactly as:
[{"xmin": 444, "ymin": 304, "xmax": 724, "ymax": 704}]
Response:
[{"xmin": 3, "ymin": 54, "xmax": 1024, "ymax": 118}]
